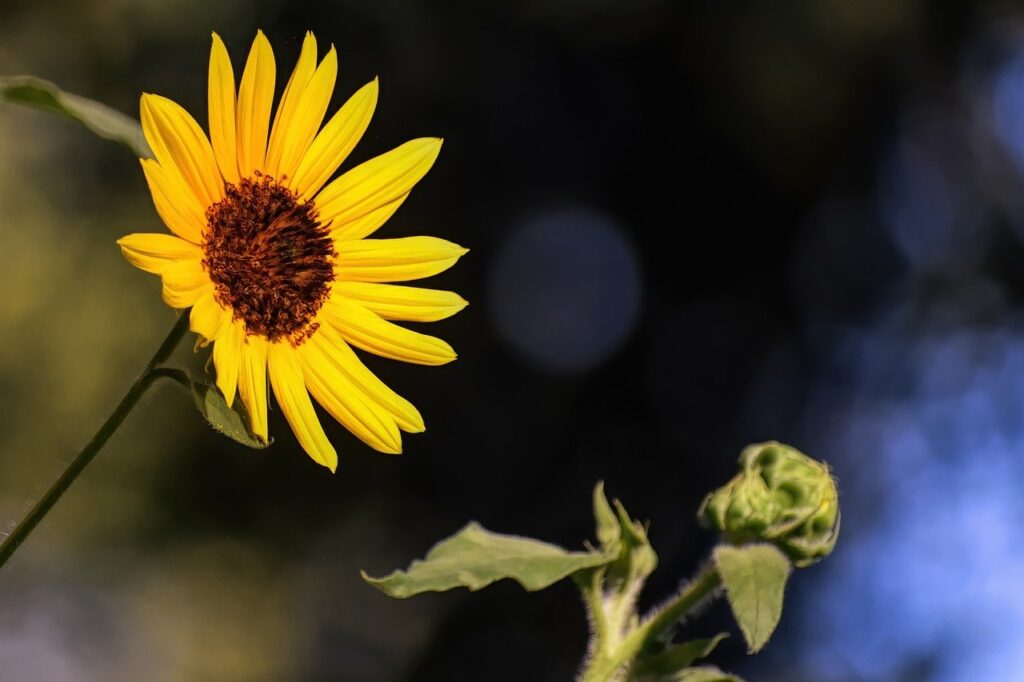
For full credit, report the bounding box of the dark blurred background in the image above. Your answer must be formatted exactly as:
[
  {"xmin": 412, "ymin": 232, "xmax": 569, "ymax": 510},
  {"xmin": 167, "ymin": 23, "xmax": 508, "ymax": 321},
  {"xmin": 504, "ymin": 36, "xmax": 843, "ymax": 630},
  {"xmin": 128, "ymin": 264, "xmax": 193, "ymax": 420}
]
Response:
[{"xmin": 2, "ymin": 1, "xmax": 1024, "ymax": 680}]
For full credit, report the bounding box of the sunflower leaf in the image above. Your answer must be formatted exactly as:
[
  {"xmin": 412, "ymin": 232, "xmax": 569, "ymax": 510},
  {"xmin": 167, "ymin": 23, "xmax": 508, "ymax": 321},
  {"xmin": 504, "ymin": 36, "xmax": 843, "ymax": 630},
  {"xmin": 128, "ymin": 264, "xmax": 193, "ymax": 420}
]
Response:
[
  {"xmin": 659, "ymin": 665, "xmax": 744, "ymax": 682},
  {"xmin": 713, "ymin": 543, "xmax": 791, "ymax": 653},
  {"xmin": 634, "ymin": 633, "xmax": 730, "ymax": 676},
  {"xmin": 362, "ymin": 522, "xmax": 617, "ymax": 598},
  {"xmin": 0, "ymin": 76, "xmax": 151, "ymax": 158},
  {"xmin": 593, "ymin": 481, "xmax": 621, "ymax": 550},
  {"xmin": 189, "ymin": 377, "xmax": 269, "ymax": 449}
]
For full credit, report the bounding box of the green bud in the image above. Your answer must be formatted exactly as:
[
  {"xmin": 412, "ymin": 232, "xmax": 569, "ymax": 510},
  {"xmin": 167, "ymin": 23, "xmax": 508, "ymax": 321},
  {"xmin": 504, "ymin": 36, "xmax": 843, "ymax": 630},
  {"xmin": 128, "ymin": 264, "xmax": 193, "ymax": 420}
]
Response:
[{"xmin": 699, "ymin": 441, "xmax": 839, "ymax": 567}]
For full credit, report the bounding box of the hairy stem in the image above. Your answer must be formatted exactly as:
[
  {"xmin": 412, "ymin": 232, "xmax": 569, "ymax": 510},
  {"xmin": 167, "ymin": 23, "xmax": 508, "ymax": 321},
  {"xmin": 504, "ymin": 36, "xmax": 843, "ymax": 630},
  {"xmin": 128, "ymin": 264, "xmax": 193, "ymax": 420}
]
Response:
[
  {"xmin": 0, "ymin": 313, "xmax": 190, "ymax": 570},
  {"xmin": 579, "ymin": 564, "xmax": 722, "ymax": 682},
  {"xmin": 631, "ymin": 564, "xmax": 721, "ymax": 647}
]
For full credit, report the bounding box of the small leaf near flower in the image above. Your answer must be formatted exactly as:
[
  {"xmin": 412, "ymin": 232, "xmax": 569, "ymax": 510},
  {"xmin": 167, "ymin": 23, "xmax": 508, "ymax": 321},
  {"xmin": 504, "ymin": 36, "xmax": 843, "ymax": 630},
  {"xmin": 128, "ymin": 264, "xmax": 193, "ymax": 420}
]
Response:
[
  {"xmin": 593, "ymin": 481, "xmax": 621, "ymax": 550},
  {"xmin": 633, "ymin": 632, "xmax": 729, "ymax": 677},
  {"xmin": 666, "ymin": 666, "xmax": 744, "ymax": 682},
  {"xmin": 0, "ymin": 76, "xmax": 151, "ymax": 157},
  {"xmin": 362, "ymin": 522, "xmax": 617, "ymax": 598},
  {"xmin": 713, "ymin": 543, "xmax": 791, "ymax": 653},
  {"xmin": 610, "ymin": 497, "xmax": 658, "ymax": 582},
  {"xmin": 592, "ymin": 482, "xmax": 658, "ymax": 590},
  {"xmin": 190, "ymin": 377, "xmax": 269, "ymax": 449}
]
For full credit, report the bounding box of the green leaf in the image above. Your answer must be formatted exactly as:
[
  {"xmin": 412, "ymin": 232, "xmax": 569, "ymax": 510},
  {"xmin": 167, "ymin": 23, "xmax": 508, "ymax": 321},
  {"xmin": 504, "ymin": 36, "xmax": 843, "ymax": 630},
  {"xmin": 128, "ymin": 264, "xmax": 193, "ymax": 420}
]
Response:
[
  {"xmin": 0, "ymin": 76, "xmax": 151, "ymax": 157},
  {"xmin": 713, "ymin": 543, "xmax": 791, "ymax": 653},
  {"xmin": 593, "ymin": 481, "xmax": 621, "ymax": 550},
  {"xmin": 635, "ymin": 633, "xmax": 729, "ymax": 676},
  {"xmin": 362, "ymin": 522, "xmax": 616, "ymax": 598},
  {"xmin": 190, "ymin": 377, "xmax": 269, "ymax": 449},
  {"xmin": 611, "ymin": 497, "xmax": 658, "ymax": 582},
  {"xmin": 665, "ymin": 666, "xmax": 743, "ymax": 682}
]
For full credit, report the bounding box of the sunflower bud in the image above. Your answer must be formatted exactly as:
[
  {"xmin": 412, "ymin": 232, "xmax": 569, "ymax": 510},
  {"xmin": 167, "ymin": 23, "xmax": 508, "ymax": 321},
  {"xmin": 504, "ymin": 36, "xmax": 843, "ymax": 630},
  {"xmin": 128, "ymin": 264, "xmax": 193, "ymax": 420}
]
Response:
[{"xmin": 699, "ymin": 441, "xmax": 839, "ymax": 567}]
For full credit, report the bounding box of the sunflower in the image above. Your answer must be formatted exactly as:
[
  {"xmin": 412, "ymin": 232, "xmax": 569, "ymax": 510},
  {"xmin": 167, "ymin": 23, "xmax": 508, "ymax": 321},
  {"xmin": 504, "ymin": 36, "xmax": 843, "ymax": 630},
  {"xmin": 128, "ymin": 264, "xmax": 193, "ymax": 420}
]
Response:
[{"xmin": 117, "ymin": 31, "xmax": 467, "ymax": 471}]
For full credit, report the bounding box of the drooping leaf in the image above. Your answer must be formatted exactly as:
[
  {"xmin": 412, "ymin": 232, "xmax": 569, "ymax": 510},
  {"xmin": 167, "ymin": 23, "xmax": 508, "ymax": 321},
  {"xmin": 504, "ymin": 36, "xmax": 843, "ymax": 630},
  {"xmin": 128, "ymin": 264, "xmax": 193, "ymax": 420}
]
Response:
[
  {"xmin": 190, "ymin": 377, "xmax": 269, "ymax": 449},
  {"xmin": 634, "ymin": 633, "xmax": 729, "ymax": 676},
  {"xmin": 713, "ymin": 544, "xmax": 791, "ymax": 653},
  {"xmin": 666, "ymin": 665, "xmax": 743, "ymax": 682},
  {"xmin": 0, "ymin": 76, "xmax": 151, "ymax": 157},
  {"xmin": 363, "ymin": 522, "xmax": 617, "ymax": 598}
]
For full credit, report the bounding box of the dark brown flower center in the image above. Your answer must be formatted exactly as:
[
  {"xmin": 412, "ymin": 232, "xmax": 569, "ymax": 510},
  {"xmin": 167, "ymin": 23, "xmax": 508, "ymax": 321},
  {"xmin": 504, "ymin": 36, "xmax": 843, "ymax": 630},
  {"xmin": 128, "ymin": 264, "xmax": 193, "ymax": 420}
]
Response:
[{"xmin": 203, "ymin": 174, "xmax": 335, "ymax": 343}]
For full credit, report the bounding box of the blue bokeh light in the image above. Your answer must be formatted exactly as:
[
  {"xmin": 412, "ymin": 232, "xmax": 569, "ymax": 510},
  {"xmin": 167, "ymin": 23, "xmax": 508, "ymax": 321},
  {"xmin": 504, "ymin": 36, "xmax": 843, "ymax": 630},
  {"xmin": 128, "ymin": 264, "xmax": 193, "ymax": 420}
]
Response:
[
  {"xmin": 992, "ymin": 49, "xmax": 1024, "ymax": 177},
  {"xmin": 787, "ymin": 316, "xmax": 1024, "ymax": 681},
  {"xmin": 487, "ymin": 205, "xmax": 642, "ymax": 374},
  {"xmin": 877, "ymin": 130, "xmax": 983, "ymax": 271},
  {"xmin": 766, "ymin": 30, "xmax": 1024, "ymax": 681}
]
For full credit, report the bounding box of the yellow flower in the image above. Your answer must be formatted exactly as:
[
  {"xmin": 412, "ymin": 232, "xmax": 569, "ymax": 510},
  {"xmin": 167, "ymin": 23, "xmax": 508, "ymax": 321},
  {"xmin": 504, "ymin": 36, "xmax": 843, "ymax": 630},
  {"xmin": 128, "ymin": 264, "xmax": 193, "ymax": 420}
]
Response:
[{"xmin": 118, "ymin": 31, "xmax": 467, "ymax": 471}]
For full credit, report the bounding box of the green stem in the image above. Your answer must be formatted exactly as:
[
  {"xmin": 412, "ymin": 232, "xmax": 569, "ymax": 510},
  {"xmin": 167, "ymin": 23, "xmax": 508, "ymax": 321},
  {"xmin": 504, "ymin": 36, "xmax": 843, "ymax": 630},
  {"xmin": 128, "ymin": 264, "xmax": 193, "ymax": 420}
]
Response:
[
  {"xmin": 148, "ymin": 366, "xmax": 192, "ymax": 390},
  {"xmin": 0, "ymin": 313, "xmax": 190, "ymax": 570},
  {"xmin": 577, "ymin": 568, "xmax": 611, "ymax": 647},
  {"xmin": 631, "ymin": 564, "xmax": 721, "ymax": 646},
  {"xmin": 579, "ymin": 564, "xmax": 721, "ymax": 682}
]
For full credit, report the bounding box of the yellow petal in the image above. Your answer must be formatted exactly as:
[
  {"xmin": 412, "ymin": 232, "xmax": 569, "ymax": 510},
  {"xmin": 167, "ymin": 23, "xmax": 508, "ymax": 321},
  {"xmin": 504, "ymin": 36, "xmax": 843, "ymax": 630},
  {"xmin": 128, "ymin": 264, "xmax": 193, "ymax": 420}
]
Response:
[
  {"xmin": 268, "ymin": 36, "xmax": 338, "ymax": 184},
  {"xmin": 117, "ymin": 233, "xmax": 203, "ymax": 273},
  {"xmin": 292, "ymin": 78, "xmax": 378, "ymax": 200},
  {"xmin": 118, "ymin": 234, "xmax": 208, "ymax": 309},
  {"xmin": 213, "ymin": 320, "xmax": 245, "ymax": 407},
  {"xmin": 161, "ymin": 261, "xmax": 209, "ymax": 309},
  {"xmin": 328, "ymin": 191, "xmax": 406, "ymax": 242},
  {"xmin": 236, "ymin": 30, "xmax": 276, "ymax": 178},
  {"xmin": 140, "ymin": 93, "xmax": 223, "ymax": 208},
  {"xmin": 238, "ymin": 334, "xmax": 269, "ymax": 442},
  {"xmin": 334, "ymin": 236, "xmax": 468, "ymax": 283},
  {"xmin": 280, "ymin": 46, "xmax": 338, "ymax": 183},
  {"xmin": 315, "ymin": 138, "xmax": 442, "ymax": 230},
  {"xmin": 264, "ymin": 32, "xmax": 317, "ymax": 178},
  {"xmin": 333, "ymin": 281, "xmax": 467, "ymax": 322},
  {"xmin": 313, "ymin": 322, "xmax": 424, "ymax": 432},
  {"xmin": 268, "ymin": 342, "xmax": 338, "ymax": 471},
  {"xmin": 209, "ymin": 32, "xmax": 240, "ymax": 184},
  {"xmin": 190, "ymin": 288, "xmax": 230, "ymax": 343},
  {"xmin": 322, "ymin": 298, "xmax": 456, "ymax": 366},
  {"xmin": 300, "ymin": 331, "xmax": 404, "ymax": 453},
  {"xmin": 139, "ymin": 159, "xmax": 207, "ymax": 244}
]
